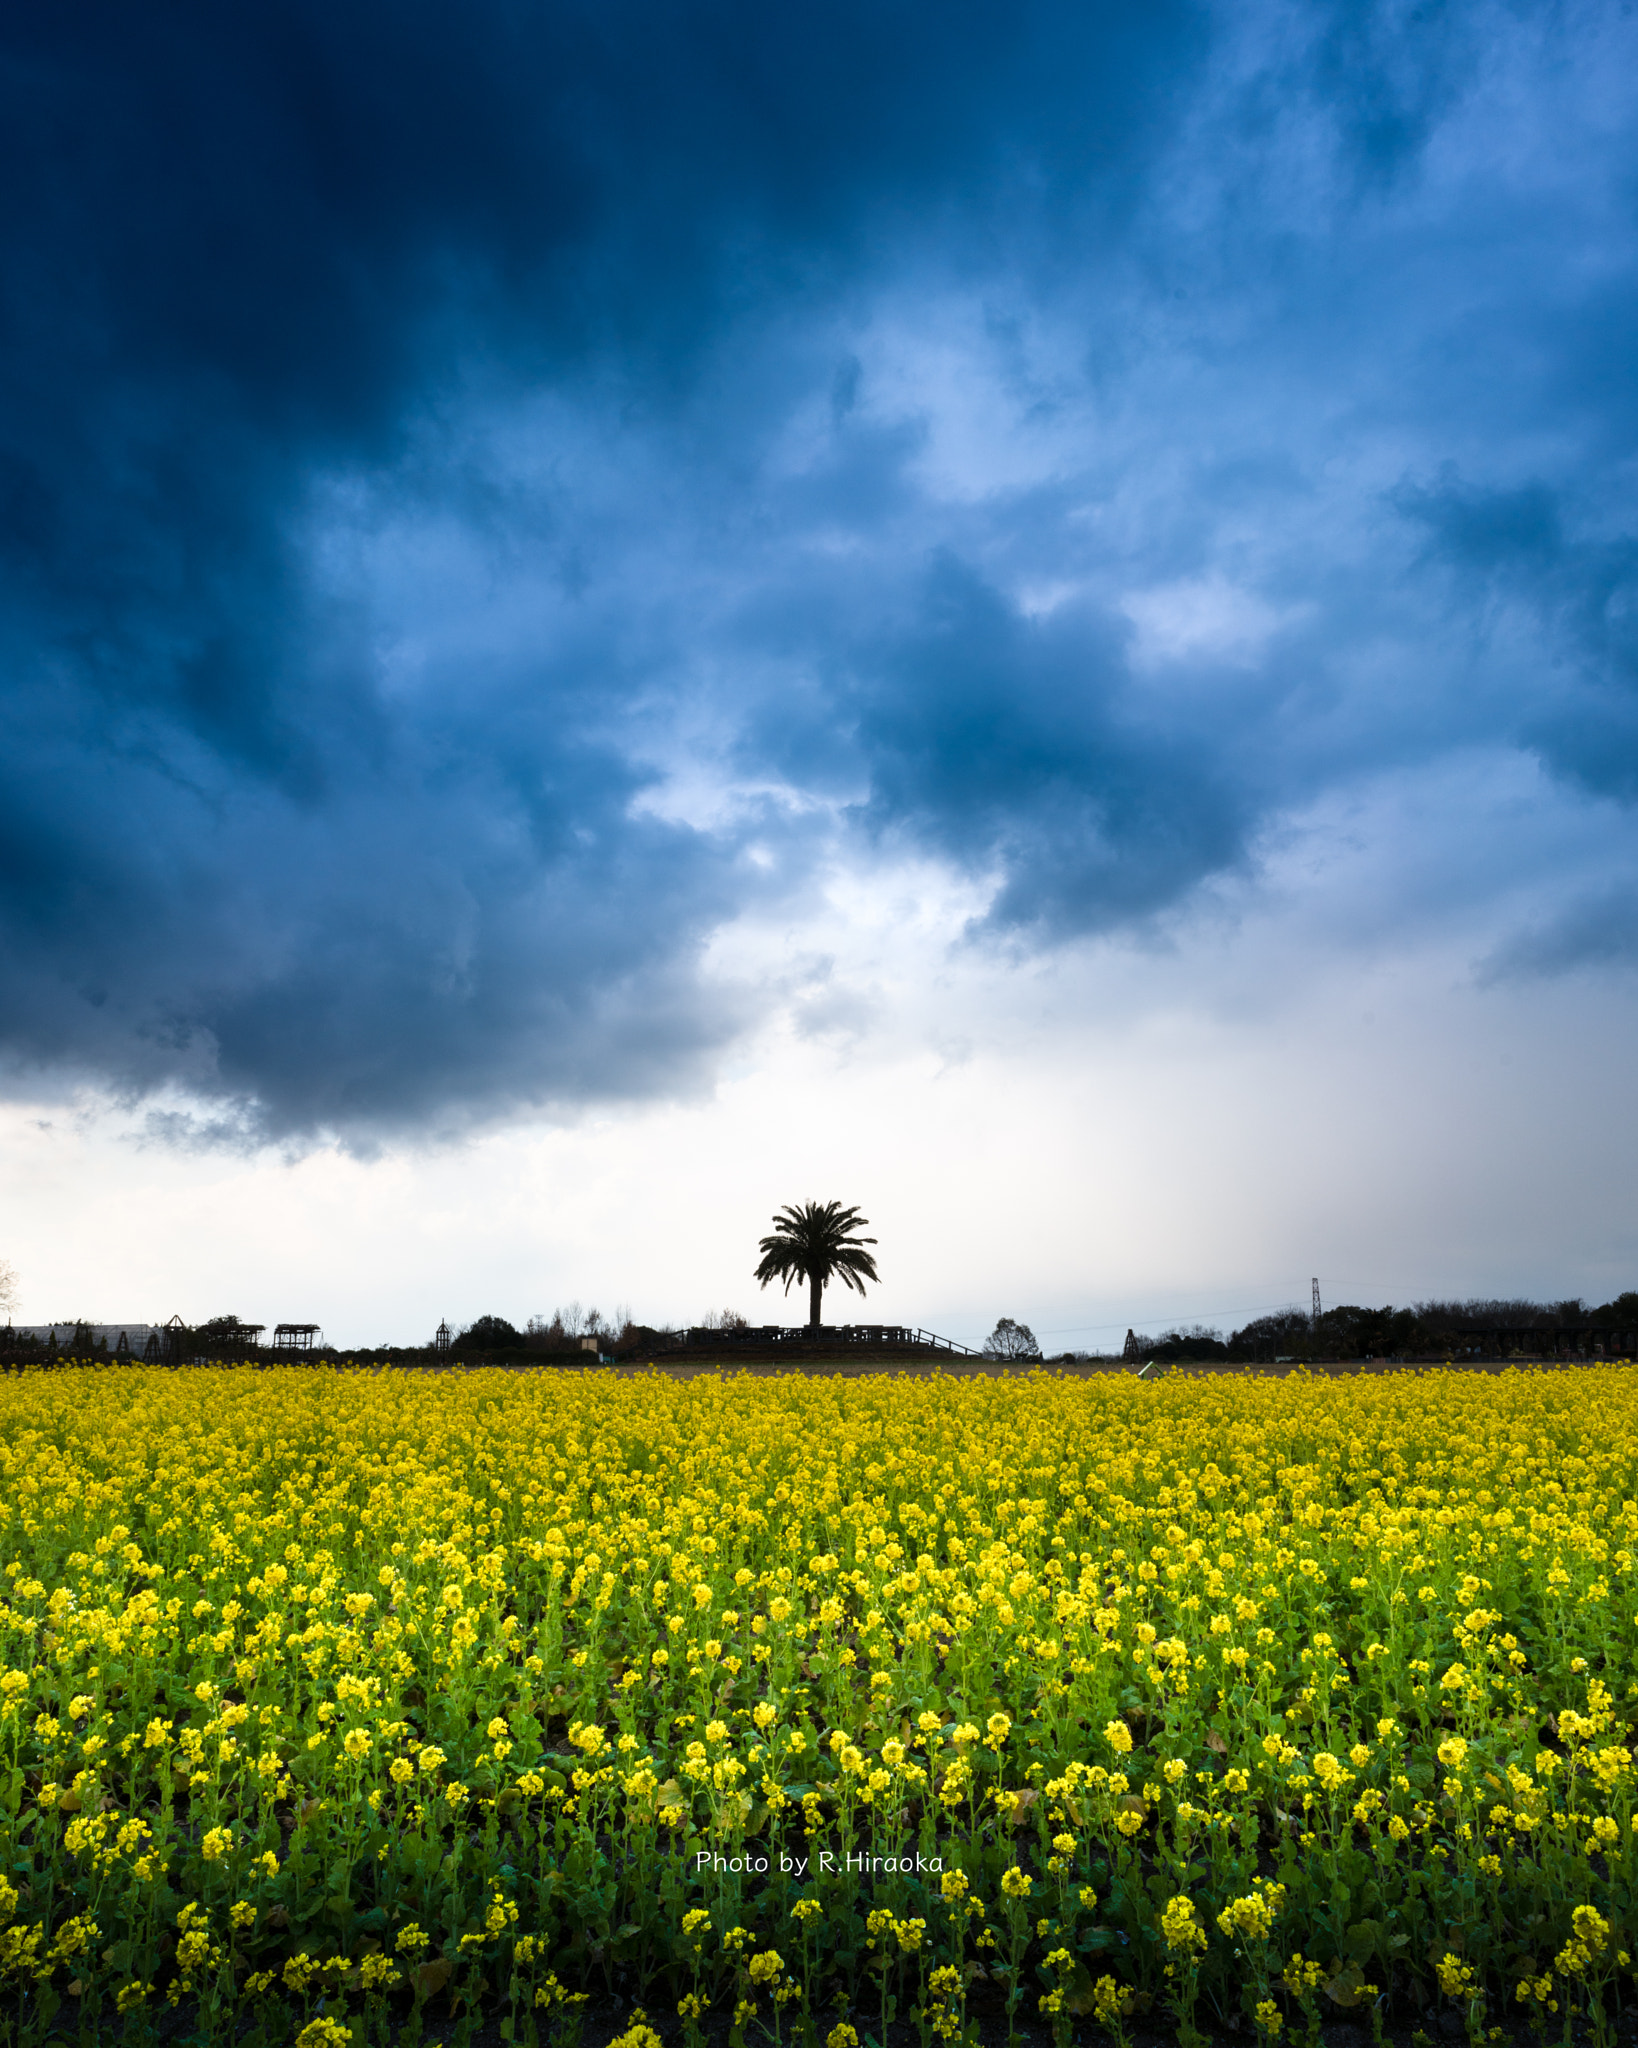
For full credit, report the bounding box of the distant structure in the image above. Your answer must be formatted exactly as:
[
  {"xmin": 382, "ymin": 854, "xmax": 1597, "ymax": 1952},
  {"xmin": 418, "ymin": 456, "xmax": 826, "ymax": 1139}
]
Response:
[
  {"xmin": 1312, "ymin": 1277, "xmax": 1322, "ymax": 1326},
  {"xmin": 434, "ymin": 1320, "xmax": 452, "ymax": 1356},
  {"xmin": 209, "ymin": 1317, "xmax": 265, "ymax": 1350},
  {"xmin": 1122, "ymin": 1327, "xmax": 1142, "ymax": 1361},
  {"xmin": 9, "ymin": 1322, "xmax": 160, "ymax": 1356},
  {"xmin": 273, "ymin": 1323, "xmax": 321, "ymax": 1352},
  {"xmin": 678, "ymin": 1322, "xmax": 980, "ymax": 1357}
]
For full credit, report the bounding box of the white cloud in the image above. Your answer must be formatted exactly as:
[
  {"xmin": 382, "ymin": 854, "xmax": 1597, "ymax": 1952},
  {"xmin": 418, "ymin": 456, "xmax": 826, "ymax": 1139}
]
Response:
[{"xmin": 1119, "ymin": 573, "xmax": 1300, "ymax": 669}]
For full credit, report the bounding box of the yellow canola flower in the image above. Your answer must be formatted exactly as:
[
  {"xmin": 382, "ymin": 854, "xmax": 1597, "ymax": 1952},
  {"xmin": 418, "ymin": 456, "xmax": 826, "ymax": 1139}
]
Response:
[
  {"xmin": 2, "ymin": 1359, "xmax": 1638, "ymax": 2030},
  {"xmin": 1161, "ymin": 1896, "xmax": 1207, "ymax": 1955}
]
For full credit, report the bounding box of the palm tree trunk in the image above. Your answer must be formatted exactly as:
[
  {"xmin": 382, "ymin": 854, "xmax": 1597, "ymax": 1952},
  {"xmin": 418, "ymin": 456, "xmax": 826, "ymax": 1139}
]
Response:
[{"xmin": 809, "ymin": 1271, "xmax": 822, "ymax": 1330}]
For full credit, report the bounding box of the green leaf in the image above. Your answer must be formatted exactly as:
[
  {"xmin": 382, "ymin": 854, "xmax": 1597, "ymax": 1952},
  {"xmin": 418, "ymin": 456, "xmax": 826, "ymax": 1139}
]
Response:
[
  {"xmin": 1345, "ymin": 1920, "xmax": 1382, "ymax": 1960},
  {"xmin": 412, "ymin": 1957, "xmax": 453, "ymax": 2003},
  {"xmin": 1062, "ymin": 1959, "xmax": 1100, "ymax": 2016}
]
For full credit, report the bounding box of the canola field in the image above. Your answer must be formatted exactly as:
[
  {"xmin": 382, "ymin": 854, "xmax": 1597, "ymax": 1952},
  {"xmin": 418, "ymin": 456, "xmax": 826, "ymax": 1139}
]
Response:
[{"xmin": 2, "ymin": 1363, "xmax": 1637, "ymax": 2048}]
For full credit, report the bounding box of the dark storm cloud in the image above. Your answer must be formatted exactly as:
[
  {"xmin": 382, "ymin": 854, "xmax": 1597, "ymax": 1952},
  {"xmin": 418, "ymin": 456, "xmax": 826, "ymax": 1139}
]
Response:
[
  {"xmin": 1398, "ymin": 474, "xmax": 1638, "ymax": 805},
  {"xmin": 1, "ymin": 0, "xmax": 1635, "ymax": 1134},
  {"xmin": 0, "ymin": 0, "xmax": 1206, "ymax": 1135},
  {"xmin": 843, "ymin": 556, "xmax": 1252, "ymax": 936}
]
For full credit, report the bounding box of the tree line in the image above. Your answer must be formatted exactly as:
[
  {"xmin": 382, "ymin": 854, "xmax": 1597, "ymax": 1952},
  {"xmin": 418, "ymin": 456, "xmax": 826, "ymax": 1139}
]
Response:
[{"xmin": 1125, "ymin": 1291, "xmax": 1638, "ymax": 1364}]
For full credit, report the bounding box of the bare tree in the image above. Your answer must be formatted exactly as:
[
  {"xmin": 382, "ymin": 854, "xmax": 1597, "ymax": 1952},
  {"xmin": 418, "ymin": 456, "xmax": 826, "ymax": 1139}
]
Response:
[
  {"xmin": 0, "ymin": 1259, "xmax": 16, "ymax": 1318},
  {"xmin": 983, "ymin": 1318, "xmax": 1041, "ymax": 1360}
]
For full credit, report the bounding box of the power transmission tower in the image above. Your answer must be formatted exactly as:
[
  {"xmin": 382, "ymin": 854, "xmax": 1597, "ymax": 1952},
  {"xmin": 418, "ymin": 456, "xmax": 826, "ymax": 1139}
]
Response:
[{"xmin": 1311, "ymin": 1277, "xmax": 1322, "ymax": 1326}]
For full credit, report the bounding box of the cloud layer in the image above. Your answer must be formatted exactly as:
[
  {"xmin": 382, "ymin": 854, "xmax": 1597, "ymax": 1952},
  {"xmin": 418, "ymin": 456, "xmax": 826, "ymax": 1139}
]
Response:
[{"xmin": 2, "ymin": 0, "xmax": 1636, "ymax": 1137}]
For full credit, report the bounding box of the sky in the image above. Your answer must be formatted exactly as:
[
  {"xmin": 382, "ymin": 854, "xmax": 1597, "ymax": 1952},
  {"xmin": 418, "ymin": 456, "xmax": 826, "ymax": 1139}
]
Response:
[{"xmin": 2, "ymin": 0, "xmax": 1637, "ymax": 1348}]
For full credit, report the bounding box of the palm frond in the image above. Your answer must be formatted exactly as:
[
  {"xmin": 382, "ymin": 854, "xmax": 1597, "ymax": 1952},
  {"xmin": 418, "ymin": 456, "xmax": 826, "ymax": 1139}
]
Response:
[{"xmin": 752, "ymin": 1199, "xmax": 880, "ymax": 1301}]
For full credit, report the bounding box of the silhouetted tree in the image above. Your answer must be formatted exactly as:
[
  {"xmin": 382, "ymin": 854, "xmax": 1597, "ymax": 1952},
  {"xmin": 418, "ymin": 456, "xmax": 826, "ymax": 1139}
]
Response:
[
  {"xmin": 983, "ymin": 1318, "xmax": 1041, "ymax": 1360},
  {"xmin": 754, "ymin": 1201, "xmax": 879, "ymax": 1329},
  {"xmin": 1225, "ymin": 1309, "xmax": 1313, "ymax": 1362},
  {"xmin": 1148, "ymin": 1323, "xmax": 1228, "ymax": 1362},
  {"xmin": 460, "ymin": 1314, "xmax": 522, "ymax": 1350}
]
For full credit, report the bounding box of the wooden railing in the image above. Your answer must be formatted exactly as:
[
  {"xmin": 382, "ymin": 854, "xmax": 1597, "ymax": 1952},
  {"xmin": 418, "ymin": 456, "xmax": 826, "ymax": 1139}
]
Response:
[{"xmin": 682, "ymin": 1323, "xmax": 984, "ymax": 1356}]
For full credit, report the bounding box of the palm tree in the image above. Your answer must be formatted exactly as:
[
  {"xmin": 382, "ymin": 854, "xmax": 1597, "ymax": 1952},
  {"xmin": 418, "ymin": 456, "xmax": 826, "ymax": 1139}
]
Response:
[{"xmin": 754, "ymin": 1201, "xmax": 880, "ymax": 1330}]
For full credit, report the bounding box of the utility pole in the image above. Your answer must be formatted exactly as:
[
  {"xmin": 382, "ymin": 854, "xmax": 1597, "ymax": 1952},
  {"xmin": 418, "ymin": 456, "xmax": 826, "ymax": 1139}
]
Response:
[{"xmin": 1311, "ymin": 1277, "xmax": 1322, "ymax": 1327}]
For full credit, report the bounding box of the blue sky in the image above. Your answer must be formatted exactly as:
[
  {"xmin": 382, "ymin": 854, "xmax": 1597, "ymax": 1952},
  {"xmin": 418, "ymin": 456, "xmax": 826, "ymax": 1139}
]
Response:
[{"xmin": 2, "ymin": 0, "xmax": 1637, "ymax": 1341}]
